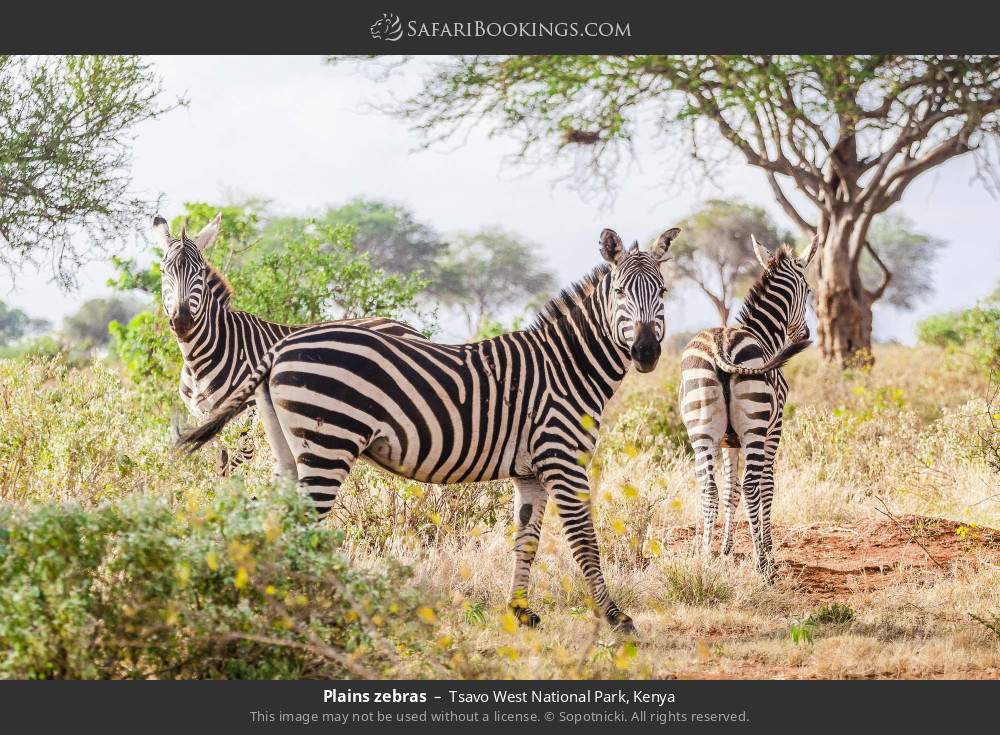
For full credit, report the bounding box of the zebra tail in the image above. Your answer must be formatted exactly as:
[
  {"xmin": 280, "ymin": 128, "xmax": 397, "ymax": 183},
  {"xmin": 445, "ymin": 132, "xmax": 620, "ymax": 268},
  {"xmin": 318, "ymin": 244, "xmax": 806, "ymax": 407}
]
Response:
[
  {"xmin": 714, "ymin": 337, "xmax": 812, "ymax": 376},
  {"xmin": 176, "ymin": 349, "xmax": 276, "ymax": 453}
]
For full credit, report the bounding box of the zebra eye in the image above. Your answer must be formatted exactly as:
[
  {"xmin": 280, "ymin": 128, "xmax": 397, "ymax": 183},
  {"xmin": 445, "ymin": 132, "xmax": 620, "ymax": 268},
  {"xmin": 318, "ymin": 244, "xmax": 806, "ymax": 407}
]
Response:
[
  {"xmin": 614, "ymin": 287, "xmax": 625, "ymax": 298},
  {"xmin": 659, "ymin": 287, "xmax": 668, "ymax": 297}
]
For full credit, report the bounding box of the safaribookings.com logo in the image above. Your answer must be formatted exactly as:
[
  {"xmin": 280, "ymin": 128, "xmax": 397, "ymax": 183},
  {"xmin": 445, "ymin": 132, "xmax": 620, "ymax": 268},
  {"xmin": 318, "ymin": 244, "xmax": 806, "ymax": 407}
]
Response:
[{"xmin": 369, "ymin": 13, "xmax": 631, "ymax": 41}]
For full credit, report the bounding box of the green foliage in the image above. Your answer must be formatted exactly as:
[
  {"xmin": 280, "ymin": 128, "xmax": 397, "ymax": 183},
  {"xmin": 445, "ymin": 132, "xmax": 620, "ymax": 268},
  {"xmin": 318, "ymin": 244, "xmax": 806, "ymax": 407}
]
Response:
[
  {"xmin": 0, "ymin": 486, "xmax": 425, "ymax": 679},
  {"xmin": 228, "ymin": 222, "xmax": 428, "ymax": 325},
  {"xmin": 308, "ymin": 197, "xmax": 446, "ymax": 276},
  {"xmin": 788, "ymin": 618, "xmax": 816, "ymax": 645},
  {"xmin": 108, "ymin": 311, "xmax": 180, "ymax": 400},
  {"xmin": 917, "ymin": 300, "xmax": 1000, "ymax": 369},
  {"xmin": 807, "ymin": 602, "xmax": 856, "ymax": 626},
  {"xmin": 0, "ymin": 56, "xmax": 176, "ymax": 285},
  {"xmin": 474, "ymin": 314, "xmax": 525, "ymax": 340}
]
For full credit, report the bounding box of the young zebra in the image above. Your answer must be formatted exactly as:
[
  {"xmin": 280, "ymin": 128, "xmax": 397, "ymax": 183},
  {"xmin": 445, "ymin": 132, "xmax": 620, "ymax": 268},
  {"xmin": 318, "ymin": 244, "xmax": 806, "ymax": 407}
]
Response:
[
  {"xmin": 678, "ymin": 235, "xmax": 817, "ymax": 579},
  {"xmin": 155, "ymin": 215, "xmax": 423, "ymax": 476},
  {"xmin": 180, "ymin": 227, "xmax": 679, "ymax": 633}
]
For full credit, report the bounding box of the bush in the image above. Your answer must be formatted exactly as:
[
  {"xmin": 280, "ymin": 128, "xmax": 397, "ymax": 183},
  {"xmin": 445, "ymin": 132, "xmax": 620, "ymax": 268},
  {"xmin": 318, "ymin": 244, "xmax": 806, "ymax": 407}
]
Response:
[
  {"xmin": 917, "ymin": 302, "xmax": 1000, "ymax": 369},
  {"xmin": 0, "ymin": 486, "xmax": 435, "ymax": 679}
]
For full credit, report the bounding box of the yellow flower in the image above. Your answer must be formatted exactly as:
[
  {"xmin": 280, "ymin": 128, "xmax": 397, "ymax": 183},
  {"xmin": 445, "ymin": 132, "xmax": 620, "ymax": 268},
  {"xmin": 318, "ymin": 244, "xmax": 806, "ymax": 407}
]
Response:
[
  {"xmin": 234, "ymin": 567, "xmax": 249, "ymax": 590},
  {"xmin": 623, "ymin": 443, "xmax": 639, "ymax": 458},
  {"xmin": 264, "ymin": 585, "xmax": 277, "ymax": 596},
  {"xmin": 580, "ymin": 414, "xmax": 595, "ymax": 431},
  {"xmin": 647, "ymin": 539, "xmax": 663, "ymax": 558},
  {"xmin": 621, "ymin": 483, "xmax": 638, "ymax": 500},
  {"xmin": 611, "ymin": 518, "xmax": 626, "ymax": 535},
  {"xmin": 435, "ymin": 636, "xmax": 453, "ymax": 649},
  {"xmin": 500, "ymin": 611, "xmax": 518, "ymax": 634},
  {"xmin": 669, "ymin": 498, "xmax": 683, "ymax": 512},
  {"xmin": 205, "ymin": 551, "xmax": 219, "ymax": 571},
  {"xmin": 614, "ymin": 641, "xmax": 638, "ymax": 669},
  {"xmin": 416, "ymin": 606, "xmax": 437, "ymax": 624},
  {"xmin": 174, "ymin": 562, "xmax": 191, "ymax": 588},
  {"xmin": 428, "ymin": 511, "xmax": 442, "ymax": 526},
  {"xmin": 497, "ymin": 645, "xmax": 520, "ymax": 661},
  {"xmin": 459, "ymin": 564, "xmax": 472, "ymax": 580}
]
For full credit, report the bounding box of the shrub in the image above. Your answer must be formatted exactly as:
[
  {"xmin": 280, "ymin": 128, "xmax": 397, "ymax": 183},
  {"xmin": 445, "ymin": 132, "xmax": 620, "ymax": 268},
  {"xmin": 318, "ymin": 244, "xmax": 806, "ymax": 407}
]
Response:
[
  {"xmin": 0, "ymin": 486, "xmax": 436, "ymax": 679},
  {"xmin": 917, "ymin": 302, "xmax": 1000, "ymax": 369}
]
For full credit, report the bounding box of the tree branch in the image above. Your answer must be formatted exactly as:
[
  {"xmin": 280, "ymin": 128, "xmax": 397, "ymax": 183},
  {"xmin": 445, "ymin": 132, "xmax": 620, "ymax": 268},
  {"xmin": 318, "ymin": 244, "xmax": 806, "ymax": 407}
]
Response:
[
  {"xmin": 863, "ymin": 240, "xmax": 892, "ymax": 300},
  {"xmin": 765, "ymin": 172, "xmax": 815, "ymax": 236}
]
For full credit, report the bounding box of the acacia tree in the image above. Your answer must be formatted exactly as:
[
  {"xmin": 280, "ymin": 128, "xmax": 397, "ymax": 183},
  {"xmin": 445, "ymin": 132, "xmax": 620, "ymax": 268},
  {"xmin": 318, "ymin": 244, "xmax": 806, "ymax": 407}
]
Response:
[
  {"xmin": 0, "ymin": 55, "xmax": 173, "ymax": 286},
  {"xmin": 373, "ymin": 55, "xmax": 1000, "ymax": 365},
  {"xmin": 670, "ymin": 199, "xmax": 786, "ymax": 325},
  {"xmin": 431, "ymin": 226, "xmax": 555, "ymax": 336}
]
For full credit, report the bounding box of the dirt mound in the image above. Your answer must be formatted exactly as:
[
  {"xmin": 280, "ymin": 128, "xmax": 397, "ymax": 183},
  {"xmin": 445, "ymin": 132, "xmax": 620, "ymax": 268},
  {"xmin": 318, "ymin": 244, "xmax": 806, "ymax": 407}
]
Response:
[{"xmin": 661, "ymin": 515, "xmax": 1000, "ymax": 600}]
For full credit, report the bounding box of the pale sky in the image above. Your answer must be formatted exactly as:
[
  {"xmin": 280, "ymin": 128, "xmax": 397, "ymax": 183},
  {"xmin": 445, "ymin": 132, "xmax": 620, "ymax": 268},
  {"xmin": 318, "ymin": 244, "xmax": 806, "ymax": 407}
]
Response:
[{"xmin": 2, "ymin": 55, "xmax": 998, "ymax": 342}]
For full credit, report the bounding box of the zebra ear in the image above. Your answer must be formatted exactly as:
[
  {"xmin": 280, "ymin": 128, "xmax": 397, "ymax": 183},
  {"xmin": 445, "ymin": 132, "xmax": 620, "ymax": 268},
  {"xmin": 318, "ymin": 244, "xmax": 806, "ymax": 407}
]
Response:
[
  {"xmin": 194, "ymin": 212, "xmax": 222, "ymax": 252},
  {"xmin": 750, "ymin": 234, "xmax": 771, "ymax": 268},
  {"xmin": 599, "ymin": 228, "xmax": 625, "ymax": 265},
  {"xmin": 152, "ymin": 216, "xmax": 171, "ymax": 248},
  {"xmin": 650, "ymin": 227, "xmax": 680, "ymax": 261},
  {"xmin": 799, "ymin": 233, "xmax": 820, "ymax": 268}
]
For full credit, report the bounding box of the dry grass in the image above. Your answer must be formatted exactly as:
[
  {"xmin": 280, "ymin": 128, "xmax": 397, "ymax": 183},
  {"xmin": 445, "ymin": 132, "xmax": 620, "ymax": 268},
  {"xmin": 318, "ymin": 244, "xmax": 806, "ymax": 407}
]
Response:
[{"xmin": 2, "ymin": 344, "xmax": 998, "ymax": 679}]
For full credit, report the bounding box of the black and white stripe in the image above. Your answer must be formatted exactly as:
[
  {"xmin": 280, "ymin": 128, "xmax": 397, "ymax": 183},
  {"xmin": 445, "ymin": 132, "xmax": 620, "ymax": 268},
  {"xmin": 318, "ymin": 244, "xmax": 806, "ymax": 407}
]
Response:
[
  {"xmin": 155, "ymin": 215, "xmax": 422, "ymax": 476},
  {"xmin": 678, "ymin": 235, "xmax": 817, "ymax": 579},
  {"xmin": 180, "ymin": 226, "xmax": 679, "ymax": 632}
]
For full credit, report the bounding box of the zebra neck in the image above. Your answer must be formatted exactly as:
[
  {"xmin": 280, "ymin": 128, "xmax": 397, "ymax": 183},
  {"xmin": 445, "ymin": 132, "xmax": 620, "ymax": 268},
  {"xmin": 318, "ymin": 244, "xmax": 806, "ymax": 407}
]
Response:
[
  {"xmin": 737, "ymin": 308, "xmax": 787, "ymax": 359},
  {"xmin": 177, "ymin": 305, "xmax": 290, "ymax": 383},
  {"xmin": 542, "ymin": 287, "xmax": 630, "ymax": 415}
]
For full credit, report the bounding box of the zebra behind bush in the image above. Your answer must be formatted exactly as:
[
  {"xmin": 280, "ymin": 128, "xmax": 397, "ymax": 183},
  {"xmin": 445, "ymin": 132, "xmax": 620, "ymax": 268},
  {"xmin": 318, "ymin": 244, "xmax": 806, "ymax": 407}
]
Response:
[
  {"xmin": 155, "ymin": 214, "xmax": 423, "ymax": 476},
  {"xmin": 180, "ymin": 226, "xmax": 679, "ymax": 633},
  {"xmin": 678, "ymin": 235, "xmax": 817, "ymax": 579}
]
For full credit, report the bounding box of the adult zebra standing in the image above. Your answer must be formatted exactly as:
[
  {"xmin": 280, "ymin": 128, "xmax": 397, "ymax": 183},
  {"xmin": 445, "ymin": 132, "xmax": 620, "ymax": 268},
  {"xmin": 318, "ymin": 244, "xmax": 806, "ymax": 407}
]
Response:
[
  {"xmin": 180, "ymin": 226, "xmax": 679, "ymax": 633},
  {"xmin": 156, "ymin": 215, "xmax": 424, "ymax": 476},
  {"xmin": 678, "ymin": 235, "xmax": 817, "ymax": 579}
]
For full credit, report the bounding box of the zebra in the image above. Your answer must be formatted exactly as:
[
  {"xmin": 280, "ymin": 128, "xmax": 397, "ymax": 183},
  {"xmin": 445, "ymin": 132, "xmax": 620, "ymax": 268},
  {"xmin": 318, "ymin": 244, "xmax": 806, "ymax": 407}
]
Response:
[
  {"xmin": 678, "ymin": 235, "xmax": 817, "ymax": 579},
  {"xmin": 155, "ymin": 214, "xmax": 424, "ymax": 476},
  {"xmin": 179, "ymin": 226, "xmax": 680, "ymax": 633}
]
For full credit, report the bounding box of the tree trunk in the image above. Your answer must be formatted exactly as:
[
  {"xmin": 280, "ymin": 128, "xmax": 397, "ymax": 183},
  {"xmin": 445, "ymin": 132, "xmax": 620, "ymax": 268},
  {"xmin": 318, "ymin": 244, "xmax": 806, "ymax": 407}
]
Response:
[{"xmin": 814, "ymin": 213, "xmax": 875, "ymax": 367}]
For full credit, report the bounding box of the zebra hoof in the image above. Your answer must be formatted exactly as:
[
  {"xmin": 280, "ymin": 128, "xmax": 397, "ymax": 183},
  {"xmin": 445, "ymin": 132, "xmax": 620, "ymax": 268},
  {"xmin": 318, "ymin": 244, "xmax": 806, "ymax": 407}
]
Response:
[
  {"xmin": 610, "ymin": 615, "xmax": 637, "ymax": 637},
  {"xmin": 511, "ymin": 605, "xmax": 542, "ymax": 628}
]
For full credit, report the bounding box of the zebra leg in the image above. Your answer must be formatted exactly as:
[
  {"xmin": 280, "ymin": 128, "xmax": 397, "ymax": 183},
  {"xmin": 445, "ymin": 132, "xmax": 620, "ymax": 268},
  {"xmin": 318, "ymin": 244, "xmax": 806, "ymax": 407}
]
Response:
[
  {"xmin": 538, "ymin": 465, "xmax": 634, "ymax": 634},
  {"xmin": 739, "ymin": 440, "xmax": 772, "ymax": 581},
  {"xmin": 255, "ymin": 384, "xmax": 296, "ymax": 481},
  {"xmin": 216, "ymin": 425, "xmax": 256, "ymax": 477},
  {"xmin": 693, "ymin": 443, "xmax": 721, "ymax": 554},
  {"xmin": 720, "ymin": 446, "xmax": 741, "ymax": 556},
  {"xmin": 759, "ymin": 420, "xmax": 782, "ymax": 559},
  {"xmin": 507, "ymin": 477, "xmax": 547, "ymax": 627}
]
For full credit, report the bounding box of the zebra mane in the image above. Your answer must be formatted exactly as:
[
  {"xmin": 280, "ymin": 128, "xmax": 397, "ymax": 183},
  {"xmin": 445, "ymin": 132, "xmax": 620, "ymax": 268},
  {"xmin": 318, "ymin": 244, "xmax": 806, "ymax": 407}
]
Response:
[
  {"xmin": 736, "ymin": 244, "xmax": 796, "ymax": 326},
  {"xmin": 206, "ymin": 263, "xmax": 235, "ymax": 304},
  {"xmin": 529, "ymin": 263, "xmax": 610, "ymax": 333}
]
